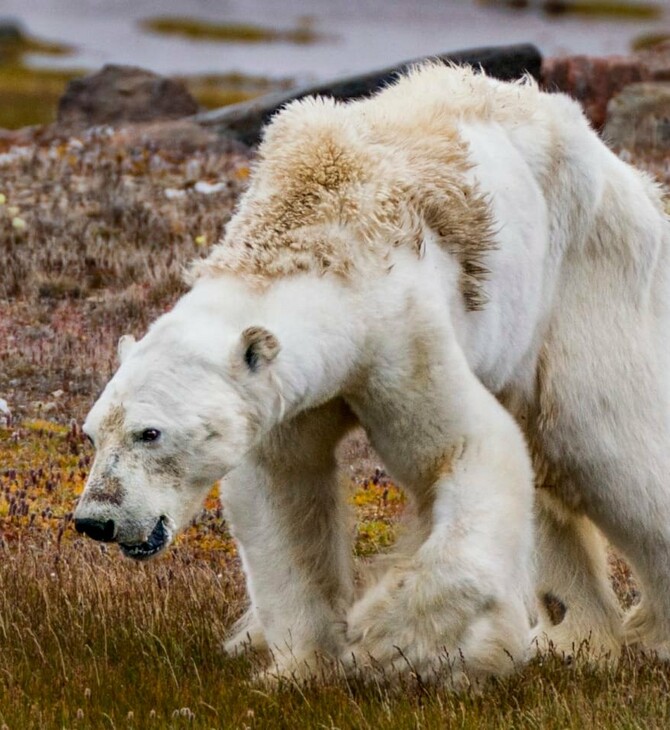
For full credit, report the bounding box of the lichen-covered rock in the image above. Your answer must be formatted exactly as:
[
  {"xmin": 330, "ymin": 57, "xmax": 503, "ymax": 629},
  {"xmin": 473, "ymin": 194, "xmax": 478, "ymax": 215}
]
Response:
[
  {"xmin": 636, "ymin": 40, "xmax": 670, "ymax": 82},
  {"xmin": 542, "ymin": 43, "xmax": 670, "ymax": 131},
  {"xmin": 57, "ymin": 64, "xmax": 199, "ymax": 128},
  {"xmin": 603, "ymin": 82, "xmax": 670, "ymax": 149},
  {"xmin": 542, "ymin": 55, "xmax": 651, "ymax": 129}
]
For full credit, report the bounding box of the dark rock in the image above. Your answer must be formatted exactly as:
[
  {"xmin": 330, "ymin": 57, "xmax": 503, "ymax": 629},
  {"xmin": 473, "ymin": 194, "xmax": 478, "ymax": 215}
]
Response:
[
  {"xmin": 603, "ymin": 82, "xmax": 670, "ymax": 149},
  {"xmin": 195, "ymin": 43, "xmax": 542, "ymax": 146},
  {"xmin": 57, "ymin": 64, "xmax": 199, "ymax": 128},
  {"xmin": 0, "ymin": 18, "xmax": 24, "ymax": 63},
  {"xmin": 0, "ymin": 19, "xmax": 23, "ymax": 44}
]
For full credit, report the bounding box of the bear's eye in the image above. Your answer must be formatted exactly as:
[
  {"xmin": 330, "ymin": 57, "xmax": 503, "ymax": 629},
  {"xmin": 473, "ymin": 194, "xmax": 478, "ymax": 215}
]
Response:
[
  {"xmin": 139, "ymin": 428, "xmax": 161, "ymax": 443},
  {"xmin": 85, "ymin": 433, "xmax": 95, "ymax": 448}
]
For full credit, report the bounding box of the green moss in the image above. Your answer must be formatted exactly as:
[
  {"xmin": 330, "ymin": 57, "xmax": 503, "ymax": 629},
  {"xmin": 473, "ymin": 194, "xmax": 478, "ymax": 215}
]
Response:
[
  {"xmin": 545, "ymin": 0, "xmax": 662, "ymax": 18},
  {"xmin": 355, "ymin": 519, "xmax": 397, "ymax": 556},
  {"xmin": 0, "ymin": 28, "xmax": 77, "ymax": 129},
  {"xmin": 0, "ymin": 32, "xmax": 71, "ymax": 64},
  {"xmin": 632, "ymin": 31, "xmax": 670, "ymax": 50},
  {"xmin": 182, "ymin": 72, "xmax": 292, "ymax": 110},
  {"xmin": 0, "ymin": 64, "xmax": 82, "ymax": 128},
  {"xmin": 481, "ymin": 0, "xmax": 662, "ymax": 19},
  {"xmin": 140, "ymin": 15, "xmax": 322, "ymax": 45}
]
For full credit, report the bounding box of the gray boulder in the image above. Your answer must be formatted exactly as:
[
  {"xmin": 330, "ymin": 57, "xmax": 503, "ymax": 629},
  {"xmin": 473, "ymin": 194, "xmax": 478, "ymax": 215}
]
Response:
[{"xmin": 57, "ymin": 64, "xmax": 199, "ymax": 128}]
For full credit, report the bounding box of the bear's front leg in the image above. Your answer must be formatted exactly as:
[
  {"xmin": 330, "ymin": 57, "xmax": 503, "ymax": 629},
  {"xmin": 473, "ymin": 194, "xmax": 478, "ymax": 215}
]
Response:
[
  {"xmin": 220, "ymin": 399, "xmax": 355, "ymax": 680},
  {"xmin": 344, "ymin": 354, "xmax": 536, "ymax": 685}
]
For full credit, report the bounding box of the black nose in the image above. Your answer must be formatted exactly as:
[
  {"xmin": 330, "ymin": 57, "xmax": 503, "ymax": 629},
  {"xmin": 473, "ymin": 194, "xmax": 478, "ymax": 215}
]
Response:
[{"xmin": 74, "ymin": 518, "xmax": 116, "ymax": 542}]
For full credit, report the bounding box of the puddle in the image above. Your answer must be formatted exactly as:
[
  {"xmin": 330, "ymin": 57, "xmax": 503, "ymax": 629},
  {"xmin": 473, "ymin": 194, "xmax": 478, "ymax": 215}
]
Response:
[{"xmin": 1, "ymin": 0, "xmax": 666, "ymax": 83}]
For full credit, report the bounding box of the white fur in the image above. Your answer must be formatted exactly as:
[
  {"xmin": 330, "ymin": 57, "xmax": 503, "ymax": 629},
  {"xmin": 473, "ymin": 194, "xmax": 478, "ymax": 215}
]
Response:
[{"xmin": 75, "ymin": 65, "xmax": 670, "ymax": 684}]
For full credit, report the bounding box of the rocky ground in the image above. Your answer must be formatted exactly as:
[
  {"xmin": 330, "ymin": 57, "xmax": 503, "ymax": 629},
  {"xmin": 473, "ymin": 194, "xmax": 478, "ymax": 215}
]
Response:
[{"xmin": 0, "ymin": 121, "xmax": 250, "ymax": 420}]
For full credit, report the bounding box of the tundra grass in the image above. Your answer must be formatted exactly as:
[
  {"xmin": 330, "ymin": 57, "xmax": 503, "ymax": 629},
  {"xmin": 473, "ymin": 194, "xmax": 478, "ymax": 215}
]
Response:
[
  {"xmin": 180, "ymin": 73, "xmax": 293, "ymax": 111},
  {"xmin": 0, "ymin": 29, "xmax": 71, "ymax": 65},
  {"xmin": 1, "ymin": 102, "xmax": 670, "ymax": 729},
  {"xmin": 632, "ymin": 32, "xmax": 670, "ymax": 51}
]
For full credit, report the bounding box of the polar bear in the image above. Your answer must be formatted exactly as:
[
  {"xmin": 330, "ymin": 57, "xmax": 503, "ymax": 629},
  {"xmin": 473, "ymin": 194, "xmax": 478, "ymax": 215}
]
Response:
[{"xmin": 74, "ymin": 63, "xmax": 670, "ymax": 684}]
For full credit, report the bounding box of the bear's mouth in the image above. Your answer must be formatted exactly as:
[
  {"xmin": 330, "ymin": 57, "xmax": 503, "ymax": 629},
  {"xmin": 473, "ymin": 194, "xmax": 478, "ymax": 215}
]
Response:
[{"xmin": 119, "ymin": 516, "xmax": 171, "ymax": 561}]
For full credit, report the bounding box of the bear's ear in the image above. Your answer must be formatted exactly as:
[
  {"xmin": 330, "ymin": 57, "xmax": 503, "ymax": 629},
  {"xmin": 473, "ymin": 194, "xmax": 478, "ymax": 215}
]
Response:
[
  {"xmin": 117, "ymin": 334, "xmax": 137, "ymax": 364},
  {"xmin": 240, "ymin": 326, "xmax": 280, "ymax": 372}
]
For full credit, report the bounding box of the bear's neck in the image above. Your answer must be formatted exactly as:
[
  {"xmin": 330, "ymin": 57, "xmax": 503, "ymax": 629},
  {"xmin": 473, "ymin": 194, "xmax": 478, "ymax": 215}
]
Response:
[
  {"xmin": 192, "ymin": 273, "xmax": 368, "ymax": 419},
  {"xmin": 264, "ymin": 274, "xmax": 368, "ymax": 417}
]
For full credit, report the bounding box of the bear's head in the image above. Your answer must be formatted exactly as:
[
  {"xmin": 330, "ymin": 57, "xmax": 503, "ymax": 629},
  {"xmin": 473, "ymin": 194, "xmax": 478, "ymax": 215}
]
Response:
[{"xmin": 73, "ymin": 288, "xmax": 282, "ymax": 560}]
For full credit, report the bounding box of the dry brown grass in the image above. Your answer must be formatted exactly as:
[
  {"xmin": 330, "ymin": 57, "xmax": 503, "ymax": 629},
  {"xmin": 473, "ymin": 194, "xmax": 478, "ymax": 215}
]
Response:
[
  {"xmin": 3, "ymin": 536, "xmax": 670, "ymax": 728},
  {"xmin": 0, "ymin": 126, "xmax": 251, "ymax": 418}
]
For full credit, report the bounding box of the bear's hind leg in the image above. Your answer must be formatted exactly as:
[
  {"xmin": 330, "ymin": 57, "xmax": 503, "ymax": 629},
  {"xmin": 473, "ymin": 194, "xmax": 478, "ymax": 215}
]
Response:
[
  {"xmin": 542, "ymin": 419, "xmax": 670, "ymax": 658},
  {"xmin": 532, "ymin": 490, "xmax": 623, "ymax": 661},
  {"xmin": 534, "ymin": 234, "xmax": 670, "ymax": 657},
  {"xmin": 582, "ymin": 444, "xmax": 670, "ymax": 657}
]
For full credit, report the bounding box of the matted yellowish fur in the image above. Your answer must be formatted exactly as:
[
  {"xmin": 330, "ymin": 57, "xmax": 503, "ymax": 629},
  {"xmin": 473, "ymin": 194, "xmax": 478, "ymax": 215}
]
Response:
[{"xmin": 192, "ymin": 63, "xmax": 510, "ymax": 310}]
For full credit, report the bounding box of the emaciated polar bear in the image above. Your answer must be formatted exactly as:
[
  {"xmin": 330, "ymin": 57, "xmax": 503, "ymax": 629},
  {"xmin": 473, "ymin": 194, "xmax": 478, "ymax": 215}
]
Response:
[{"xmin": 74, "ymin": 63, "xmax": 670, "ymax": 685}]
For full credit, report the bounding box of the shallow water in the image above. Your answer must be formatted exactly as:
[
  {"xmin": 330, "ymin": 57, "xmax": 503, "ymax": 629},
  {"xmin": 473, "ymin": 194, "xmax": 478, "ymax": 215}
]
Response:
[{"xmin": 2, "ymin": 0, "xmax": 668, "ymax": 82}]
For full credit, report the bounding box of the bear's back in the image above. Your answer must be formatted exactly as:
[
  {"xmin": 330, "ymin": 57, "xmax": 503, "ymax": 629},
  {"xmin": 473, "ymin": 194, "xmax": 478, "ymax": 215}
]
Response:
[{"xmin": 192, "ymin": 64, "xmax": 564, "ymax": 291}]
